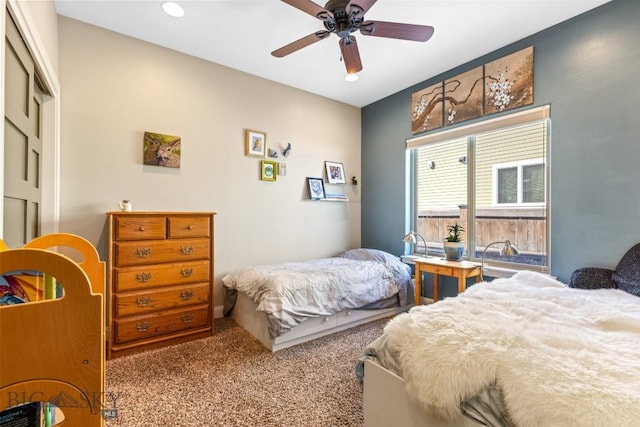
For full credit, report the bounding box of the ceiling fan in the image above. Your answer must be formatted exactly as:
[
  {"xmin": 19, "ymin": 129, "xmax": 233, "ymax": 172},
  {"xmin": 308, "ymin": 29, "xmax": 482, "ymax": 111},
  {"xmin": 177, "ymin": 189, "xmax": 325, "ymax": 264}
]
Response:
[{"xmin": 271, "ymin": 0, "xmax": 434, "ymax": 74}]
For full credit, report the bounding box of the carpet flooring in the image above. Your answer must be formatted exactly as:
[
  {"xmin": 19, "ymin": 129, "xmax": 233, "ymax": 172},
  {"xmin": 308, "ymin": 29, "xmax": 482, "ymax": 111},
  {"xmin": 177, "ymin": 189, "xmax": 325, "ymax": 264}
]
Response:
[{"xmin": 105, "ymin": 317, "xmax": 390, "ymax": 427}]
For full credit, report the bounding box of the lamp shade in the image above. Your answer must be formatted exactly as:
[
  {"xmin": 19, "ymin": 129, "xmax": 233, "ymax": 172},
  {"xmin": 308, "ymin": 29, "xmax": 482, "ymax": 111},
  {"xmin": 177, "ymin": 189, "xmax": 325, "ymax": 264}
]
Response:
[
  {"xmin": 500, "ymin": 240, "xmax": 519, "ymax": 256},
  {"xmin": 402, "ymin": 232, "xmax": 417, "ymax": 245}
]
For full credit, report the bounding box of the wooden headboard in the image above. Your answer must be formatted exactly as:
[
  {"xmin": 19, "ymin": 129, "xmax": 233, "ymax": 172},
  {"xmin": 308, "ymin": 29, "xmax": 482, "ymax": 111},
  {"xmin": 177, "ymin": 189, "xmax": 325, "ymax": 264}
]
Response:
[{"xmin": 0, "ymin": 234, "xmax": 105, "ymax": 426}]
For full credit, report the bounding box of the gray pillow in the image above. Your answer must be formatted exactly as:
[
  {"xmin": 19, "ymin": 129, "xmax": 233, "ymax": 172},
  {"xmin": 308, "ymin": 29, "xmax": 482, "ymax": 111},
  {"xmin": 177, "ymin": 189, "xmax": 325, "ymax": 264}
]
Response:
[
  {"xmin": 337, "ymin": 248, "xmax": 411, "ymax": 283},
  {"xmin": 612, "ymin": 243, "xmax": 640, "ymax": 296}
]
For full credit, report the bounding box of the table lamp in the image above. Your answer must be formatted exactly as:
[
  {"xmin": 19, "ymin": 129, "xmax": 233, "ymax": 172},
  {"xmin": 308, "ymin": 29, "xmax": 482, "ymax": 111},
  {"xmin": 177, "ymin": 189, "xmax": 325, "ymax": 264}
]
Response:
[
  {"xmin": 481, "ymin": 240, "xmax": 519, "ymax": 269},
  {"xmin": 403, "ymin": 231, "xmax": 427, "ymax": 257}
]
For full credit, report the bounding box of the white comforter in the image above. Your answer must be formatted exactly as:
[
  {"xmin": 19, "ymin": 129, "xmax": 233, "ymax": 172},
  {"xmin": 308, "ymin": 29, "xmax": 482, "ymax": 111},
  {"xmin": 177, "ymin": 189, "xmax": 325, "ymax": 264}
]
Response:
[
  {"xmin": 383, "ymin": 270, "xmax": 640, "ymax": 427},
  {"xmin": 223, "ymin": 257, "xmax": 406, "ymax": 338}
]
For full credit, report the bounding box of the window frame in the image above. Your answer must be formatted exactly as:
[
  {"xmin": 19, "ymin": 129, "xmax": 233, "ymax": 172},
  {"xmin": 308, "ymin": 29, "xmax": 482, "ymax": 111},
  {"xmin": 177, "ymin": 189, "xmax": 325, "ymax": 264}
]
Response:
[{"xmin": 405, "ymin": 105, "xmax": 551, "ymax": 273}]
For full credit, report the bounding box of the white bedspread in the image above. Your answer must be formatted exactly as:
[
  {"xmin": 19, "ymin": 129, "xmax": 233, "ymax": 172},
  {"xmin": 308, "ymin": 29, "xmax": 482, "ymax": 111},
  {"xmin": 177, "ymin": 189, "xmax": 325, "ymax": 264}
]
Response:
[
  {"xmin": 383, "ymin": 270, "xmax": 640, "ymax": 427},
  {"xmin": 222, "ymin": 257, "xmax": 404, "ymax": 338}
]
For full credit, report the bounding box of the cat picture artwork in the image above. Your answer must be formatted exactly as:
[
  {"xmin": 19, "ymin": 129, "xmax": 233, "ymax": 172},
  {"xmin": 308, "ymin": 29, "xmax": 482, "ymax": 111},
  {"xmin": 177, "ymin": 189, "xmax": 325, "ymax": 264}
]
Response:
[{"xmin": 143, "ymin": 131, "xmax": 182, "ymax": 168}]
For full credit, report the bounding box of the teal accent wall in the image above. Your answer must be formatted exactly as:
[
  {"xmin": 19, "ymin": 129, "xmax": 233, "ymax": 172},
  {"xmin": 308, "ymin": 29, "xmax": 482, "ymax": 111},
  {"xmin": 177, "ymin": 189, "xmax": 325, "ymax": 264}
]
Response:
[{"xmin": 362, "ymin": 0, "xmax": 640, "ymax": 284}]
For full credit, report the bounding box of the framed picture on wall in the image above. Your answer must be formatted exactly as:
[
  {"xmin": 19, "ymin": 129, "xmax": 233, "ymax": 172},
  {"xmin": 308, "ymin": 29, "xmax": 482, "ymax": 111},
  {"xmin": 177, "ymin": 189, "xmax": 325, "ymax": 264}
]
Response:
[
  {"xmin": 307, "ymin": 177, "xmax": 326, "ymax": 200},
  {"xmin": 261, "ymin": 160, "xmax": 277, "ymax": 181},
  {"xmin": 325, "ymin": 161, "xmax": 346, "ymax": 184},
  {"xmin": 245, "ymin": 129, "xmax": 266, "ymax": 157}
]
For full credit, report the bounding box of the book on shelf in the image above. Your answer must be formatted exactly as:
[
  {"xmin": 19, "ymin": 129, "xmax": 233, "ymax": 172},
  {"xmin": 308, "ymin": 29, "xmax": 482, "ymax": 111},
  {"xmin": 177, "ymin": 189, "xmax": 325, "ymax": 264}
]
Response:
[
  {"xmin": 0, "ymin": 402, "xmax": 43, "ymax": 427},
  {"xmin": 0, "ymin": 270, "xmax": 60, "ymax": 306},
  {"xmin": 0, "ymin": 402, "xmax": 57, "ymax": 427}
]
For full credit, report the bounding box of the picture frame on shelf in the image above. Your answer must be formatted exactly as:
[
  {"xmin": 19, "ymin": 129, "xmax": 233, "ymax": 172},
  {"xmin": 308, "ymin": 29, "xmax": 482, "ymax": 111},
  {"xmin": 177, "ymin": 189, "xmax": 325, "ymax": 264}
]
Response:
[
  {"xmin": 261, "ymin": 160, "xmax": 277, "ymax": 181},
  {"xmin": 307, "ymin": 177, "xmax": 326, "ymax": 200},
  {"xmin": 325, "ymin": 161, "xmax": 346, "ymax": 184},
  {"xmin": 245, "ymin": 129, "xmax": 267, "ymax": 157}
]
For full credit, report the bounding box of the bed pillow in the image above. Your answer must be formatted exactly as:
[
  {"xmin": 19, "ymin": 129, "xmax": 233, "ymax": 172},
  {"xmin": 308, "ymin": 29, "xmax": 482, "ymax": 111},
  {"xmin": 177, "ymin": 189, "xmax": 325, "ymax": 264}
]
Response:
[{"xmin": 337, "ymin": 248, "xmax": 411, "ymax": 282}]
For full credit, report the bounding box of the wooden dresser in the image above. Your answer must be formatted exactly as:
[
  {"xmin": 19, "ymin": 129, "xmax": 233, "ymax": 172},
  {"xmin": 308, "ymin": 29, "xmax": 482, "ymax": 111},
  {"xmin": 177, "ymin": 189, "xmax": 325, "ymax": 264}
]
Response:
[{"xmin": 106, "ymin": 211, "xmax": 215, "ymax": 359}]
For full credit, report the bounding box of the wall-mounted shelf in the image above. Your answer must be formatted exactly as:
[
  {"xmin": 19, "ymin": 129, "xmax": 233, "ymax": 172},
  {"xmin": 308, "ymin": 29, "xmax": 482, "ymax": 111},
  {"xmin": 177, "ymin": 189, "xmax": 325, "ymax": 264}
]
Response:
[{"xmin": 324, "ymin": 193, "xmax": 349, "ymax": 202}]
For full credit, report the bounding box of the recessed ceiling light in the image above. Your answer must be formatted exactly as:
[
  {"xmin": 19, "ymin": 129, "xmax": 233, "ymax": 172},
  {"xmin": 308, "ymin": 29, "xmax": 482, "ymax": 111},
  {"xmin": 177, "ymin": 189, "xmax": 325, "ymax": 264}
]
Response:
[
  {"xmin": 162, "ymin": 2, "xmax": 185, "ymax": 18},
  {"xmin": 345, "ymin": 73, "xmax": 359, "ymax": 82}
]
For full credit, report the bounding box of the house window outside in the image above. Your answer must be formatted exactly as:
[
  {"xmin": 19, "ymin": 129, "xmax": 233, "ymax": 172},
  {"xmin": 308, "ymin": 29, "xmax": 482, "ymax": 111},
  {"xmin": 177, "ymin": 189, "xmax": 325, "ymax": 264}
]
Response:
[
  {"xmin": 492, "ymin": 159, "xmax": 545, "ymax": 206},
  {"xmin": 408, "ymin": 108, "xmax": 549, "ymax": 270}
]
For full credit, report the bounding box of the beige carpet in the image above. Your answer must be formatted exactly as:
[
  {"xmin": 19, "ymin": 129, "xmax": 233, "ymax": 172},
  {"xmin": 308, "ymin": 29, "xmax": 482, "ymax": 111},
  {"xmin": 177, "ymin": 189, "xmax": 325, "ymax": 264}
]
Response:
[{"xmin": 105, "ymin": 317, "xmax": 390, "ymax": 427}]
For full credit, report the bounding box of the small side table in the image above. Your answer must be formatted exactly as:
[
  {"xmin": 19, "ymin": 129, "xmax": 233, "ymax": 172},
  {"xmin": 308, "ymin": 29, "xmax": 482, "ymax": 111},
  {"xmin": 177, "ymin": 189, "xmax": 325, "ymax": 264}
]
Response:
[{"xmin": 413, "ymin": 257, "xmax": 482, "ymax": 304}]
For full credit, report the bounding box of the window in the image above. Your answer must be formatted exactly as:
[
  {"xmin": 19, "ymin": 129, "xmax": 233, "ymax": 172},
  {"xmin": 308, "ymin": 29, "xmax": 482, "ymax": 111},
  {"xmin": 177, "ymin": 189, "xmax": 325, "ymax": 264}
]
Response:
[
  {"xmin": 493, "ymin": 159, "xmax": 545, "ymax": 205},
  {"xmin": 407, "ymin": 106, "xmax": 550, "ymax": 270}
]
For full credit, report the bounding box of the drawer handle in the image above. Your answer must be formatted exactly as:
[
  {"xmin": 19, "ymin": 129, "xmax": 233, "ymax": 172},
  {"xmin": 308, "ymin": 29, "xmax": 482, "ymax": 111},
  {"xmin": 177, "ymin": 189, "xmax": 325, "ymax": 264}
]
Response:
[
  {"xmin": 136, "ymin": 297, "xmax": 152, "ymax": 306},
  {"xmin": 136, "ymin": 272, "xmax": 152, "ymax": 282},
  {"xmin": 180, "ymin": 245, "xmax": 194, "ymax": 255},
  {"xmin": 180, "ymin": 291, "xmax": 193, "ymax": 300},
  {"xmin": 187, "ymin": 225, "xmax": 193, "ymax": 230},
  {"xmin": 324, "ymin": 317, "xmax": 330, "ymax": 323},
  {"xmin": 346, "ymin": 311, "xmax": 352, "ymax": 316},
  {"xmin": 136, "ymin": 248, "xmax": 152, "ymax": 258},
  {"xmin": 181, "ymin": 268, "xmax": 194, "ymax": 277},
  {"xmin": 139, "ymin": 227, "xmax": 145, "ymax": 232},
  {"xmin": 136, "ymin": 322, "xmax": 151, "ymax": 332},
  {"xmin": 181, "ymin": 314, "xmax": 194, "ymax": 323}
]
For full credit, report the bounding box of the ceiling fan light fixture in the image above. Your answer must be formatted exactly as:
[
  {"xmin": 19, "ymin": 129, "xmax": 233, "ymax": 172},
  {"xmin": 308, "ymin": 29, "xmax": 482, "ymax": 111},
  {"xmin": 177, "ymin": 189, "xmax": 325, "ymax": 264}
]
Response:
[
  {"xmin": 162, "ymin": 2, "xmax": 185, "ymax": 18},
  {"xmin": 345, "ymin": 73, "xmax": 359, "ymax": 82},
  {"xmin": 274, "ymin": 0, "xmax": 434, "ymax": 74}
]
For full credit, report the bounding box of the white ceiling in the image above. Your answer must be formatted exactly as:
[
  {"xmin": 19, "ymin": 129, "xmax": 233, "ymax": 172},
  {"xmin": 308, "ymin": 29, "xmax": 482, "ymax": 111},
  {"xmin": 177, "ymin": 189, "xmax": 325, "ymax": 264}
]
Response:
[{"xmin": 53, "ymin": 0, "xmax": 612, "ymax": 107}]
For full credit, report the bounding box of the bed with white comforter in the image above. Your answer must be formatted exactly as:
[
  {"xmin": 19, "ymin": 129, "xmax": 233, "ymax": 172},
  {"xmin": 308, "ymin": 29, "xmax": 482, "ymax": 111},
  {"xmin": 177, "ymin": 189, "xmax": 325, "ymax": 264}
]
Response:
[
  {"xmin": 358, "ymin": 270, "xmax": 640, "ymax": 427},
  {"xmin": 223, "ymin": 248, "xmax": 414, "ymax": 351}
]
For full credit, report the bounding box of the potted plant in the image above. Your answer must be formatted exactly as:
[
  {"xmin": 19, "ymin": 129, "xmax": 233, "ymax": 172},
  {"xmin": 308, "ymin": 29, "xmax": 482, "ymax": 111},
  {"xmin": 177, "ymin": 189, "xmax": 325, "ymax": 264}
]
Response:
[{"xmin": 443, "ymin": 223, "xmax": 465, "ymax": 261}]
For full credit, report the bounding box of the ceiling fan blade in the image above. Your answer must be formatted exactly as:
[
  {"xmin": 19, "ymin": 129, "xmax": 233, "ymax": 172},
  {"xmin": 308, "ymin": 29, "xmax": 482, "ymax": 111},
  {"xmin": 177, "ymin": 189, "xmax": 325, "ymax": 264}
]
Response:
[
  {"xmin": 281, "ymin": 0, "xmax": 332, "ymax": 20},
  {"xmin": 339, "ymin": 36, "xmax": 363, "ymax": 74},
  {"xmin": 360, "ymin": 21, "xmax": 434, "ymax": 42},
  {"xmin": 272, "ymin": 31, "xmax": 331, "ymax": 58},
  {"xmin": 347, "ymin": 0, "xmax": 378, "ymax": 15}
]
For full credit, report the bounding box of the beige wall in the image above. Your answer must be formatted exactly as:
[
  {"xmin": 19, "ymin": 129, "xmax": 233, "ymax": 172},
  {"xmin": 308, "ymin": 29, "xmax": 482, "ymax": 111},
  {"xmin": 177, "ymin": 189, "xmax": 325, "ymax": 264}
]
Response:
[
  {"xmin": 21, "ymin": 0, "xmax": 58, "ymax": 72},
  {"xmin": 57, "ymin": 17, "xmax": 362, "ymax": 311}
]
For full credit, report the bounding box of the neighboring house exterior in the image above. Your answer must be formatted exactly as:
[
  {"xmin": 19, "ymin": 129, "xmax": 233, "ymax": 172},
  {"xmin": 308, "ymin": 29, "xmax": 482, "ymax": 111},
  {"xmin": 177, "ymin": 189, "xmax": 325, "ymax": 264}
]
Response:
[{"xmin": 415, "ymin": 121, "xmax": 547, "ymax": 259}]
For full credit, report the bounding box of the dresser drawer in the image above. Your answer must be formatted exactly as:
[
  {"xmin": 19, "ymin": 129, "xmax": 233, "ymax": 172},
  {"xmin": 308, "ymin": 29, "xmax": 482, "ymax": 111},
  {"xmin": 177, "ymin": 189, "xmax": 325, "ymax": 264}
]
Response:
[
  {"xmin": 115, "ymin": 216, "xmax": 166, "ymax": 241},
  {"xmin": 114, "ymin": 238, "xmax": 210, "ymax": 266},
  {"xmin": 168, "ymin": 216, "xmax": 210, "ymax": 239},
  {"xmin": 114, "ymin": 260, "xmax": 210, "ymax": 292},
  {"xmin": 115, "ymin": 282, "xmax": 210, "ymax": 316},
  {"xmin": 114, "ymin": 306, "xmax": 209, "ymax": 344}
]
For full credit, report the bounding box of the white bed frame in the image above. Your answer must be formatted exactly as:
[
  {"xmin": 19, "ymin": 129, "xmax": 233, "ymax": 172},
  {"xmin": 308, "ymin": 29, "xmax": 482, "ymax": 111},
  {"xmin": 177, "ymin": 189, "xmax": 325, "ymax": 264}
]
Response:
[
  {"xmin": 363, "ymin": 359, "xmax": 478, "ymax": 427},
  {"xmin": 231, "ymin": 291, "xmax": 412, "ymax": 351}
]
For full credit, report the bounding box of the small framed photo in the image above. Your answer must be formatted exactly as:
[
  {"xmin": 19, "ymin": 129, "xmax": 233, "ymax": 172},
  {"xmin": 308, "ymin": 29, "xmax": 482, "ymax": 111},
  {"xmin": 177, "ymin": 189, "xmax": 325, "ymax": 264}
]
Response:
[
  {"xmin": 261, "ymin": 160, "xmax": 277, "ymax": 181},
  {"xmin": 245, "ymin": 129, "xmax": 266, "ymax": 157},
  {"xmin": 307, "ymin": 177, "xmax": 326, "ymax": 200},
  {"xmin": 325, "ymin": 161, "xmax": 346, "ymax": 184}
]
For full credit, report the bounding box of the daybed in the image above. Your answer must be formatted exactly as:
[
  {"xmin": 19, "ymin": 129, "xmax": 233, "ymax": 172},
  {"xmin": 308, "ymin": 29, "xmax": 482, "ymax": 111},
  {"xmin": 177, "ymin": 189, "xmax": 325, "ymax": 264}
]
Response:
[
  {"xmin": 0, "ymin": 233, "xmax": 105, "ymax": 426},
  {"xmin": 222, "ymin": 248, "xmax": 414, "ymax": 351},
  {"xmin": 358, "ymin": 270, "xmax": 640, "ymax": 427}
]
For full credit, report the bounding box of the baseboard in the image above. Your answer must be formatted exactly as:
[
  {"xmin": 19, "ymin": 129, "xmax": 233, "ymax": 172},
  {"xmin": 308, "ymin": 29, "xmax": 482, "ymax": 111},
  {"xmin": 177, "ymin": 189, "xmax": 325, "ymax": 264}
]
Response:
[{"xmin": 213, "ymin": 305, "xmax": 224, "ymax": 319}]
